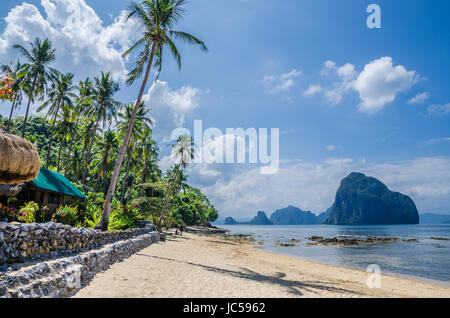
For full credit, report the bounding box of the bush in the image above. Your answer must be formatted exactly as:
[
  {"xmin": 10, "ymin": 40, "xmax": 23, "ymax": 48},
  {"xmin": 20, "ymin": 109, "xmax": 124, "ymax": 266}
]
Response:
[
  {"xmin": 17, "ymin": 201, "xmax": 39, "ymax": 223},
  {"xmin": 56, "ymin": 205, "xmax": 79, "ymax": 225}
]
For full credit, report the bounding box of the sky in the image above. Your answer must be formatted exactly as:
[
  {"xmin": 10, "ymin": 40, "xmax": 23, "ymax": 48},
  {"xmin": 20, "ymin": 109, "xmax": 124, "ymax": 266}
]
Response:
[{"xmin": 0, "ymin": 0, "xmax": 449, "ymax": 218}]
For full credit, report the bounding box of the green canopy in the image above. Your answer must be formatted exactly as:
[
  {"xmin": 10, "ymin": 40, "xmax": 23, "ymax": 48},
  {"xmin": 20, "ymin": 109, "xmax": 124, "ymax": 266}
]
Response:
[{"xmin": 30, "ymin": 168, "xmax": 86, "ymax": 199}]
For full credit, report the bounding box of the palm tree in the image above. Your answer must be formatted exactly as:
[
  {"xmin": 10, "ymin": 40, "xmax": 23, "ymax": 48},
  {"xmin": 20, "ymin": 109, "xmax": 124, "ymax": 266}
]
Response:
[
  {"xmin": 99, "ymin": 0, "xmax": 207, "ymax": 230},
  {"xmin": 158, "ymin": 134, "xmax": 194, "ymax": 229},
  {"xmin": 13, "ymin": 38, "xmax": 56, "ymax": 137},
  {"xmin": 94, "ymin": 130, "xmax": 119, "ymax": 193},
  {"xmin": 38, "ymin": 71, "xmax": 76, "ymax": 168},
  {"xmin": 64, "ymin": 78, "xmax": 94, "ymax": 176},
  {"xmin": 81, "ymin": 72, "xmax": 120, "ymax": 187},
  {"xmin": 1, "ymin": 60, "xmax": 28, "ymax": 131}
]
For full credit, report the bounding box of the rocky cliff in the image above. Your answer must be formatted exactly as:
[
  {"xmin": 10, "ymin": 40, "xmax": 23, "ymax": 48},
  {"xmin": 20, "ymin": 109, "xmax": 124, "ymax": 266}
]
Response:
[
  {"xmin": 325, "ymin": 172, "xmax": 419, "ymax": 225},
  {"xmin": 270, "ymin": 206, "xmax": 318, "ymax": 225}
]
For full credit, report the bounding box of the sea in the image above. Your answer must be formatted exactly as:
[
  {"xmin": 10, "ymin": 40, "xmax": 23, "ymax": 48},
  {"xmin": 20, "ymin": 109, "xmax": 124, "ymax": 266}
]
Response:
[{"xmin": 220, "ymin": 224, "xmax": 450, "ymax": 287}]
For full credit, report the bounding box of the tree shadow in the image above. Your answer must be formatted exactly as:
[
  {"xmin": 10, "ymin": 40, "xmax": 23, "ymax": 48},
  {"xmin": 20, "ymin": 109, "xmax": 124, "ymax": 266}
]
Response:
[{"xmin": 136, "ymin": 253, "xmax": 357, "ymax": 297}]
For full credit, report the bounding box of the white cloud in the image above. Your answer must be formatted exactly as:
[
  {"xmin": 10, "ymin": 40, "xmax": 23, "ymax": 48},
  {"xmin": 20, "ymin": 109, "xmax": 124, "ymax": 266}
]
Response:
[
  {"xmin": 313, "ymin": 57, "xmax": 418, "ymax": 113},
  {"xmin": 187, "ymin": 156, "xmax": 450, "ymax": 219},
  {"xmin": 0, "ymin": 0, "xmax": 140, "ymax": 82},
  {"xmin": 427, "ymin": 103, "xmax": 450, "ymax": 116},
  {"xmin": 304, "ymin": 84, "xmax": 322, "ymax": 96},
  {"xmin": 263, "ymin": 69, "xmax": 302, "ymax": 94},
  {"xmin": 142, "ymin": 80, "xmax": 203, "ymax": 142},
  {"xmin": 325, "ymin": 145, "xmax": 336, "ymax": 151},
  {"xmin": 408, "ymin": 92, "xmax": 428, "ymax": 104},
  {"xmin": 353, "ymin": 57, "xmax": 417, "ymax": 113}
]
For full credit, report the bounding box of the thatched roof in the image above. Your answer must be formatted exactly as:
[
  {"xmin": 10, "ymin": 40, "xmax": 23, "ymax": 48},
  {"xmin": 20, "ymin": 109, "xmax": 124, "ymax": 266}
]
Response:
[{"xmin": 0, "ymin": 131, "xmax": 41, "ymax": 185}]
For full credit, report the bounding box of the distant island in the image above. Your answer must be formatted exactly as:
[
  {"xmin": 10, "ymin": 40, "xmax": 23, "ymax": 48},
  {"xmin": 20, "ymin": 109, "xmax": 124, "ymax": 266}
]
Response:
[{"xmin": 220, "ymin": 172, "xmax": 434, "ymax": 226}]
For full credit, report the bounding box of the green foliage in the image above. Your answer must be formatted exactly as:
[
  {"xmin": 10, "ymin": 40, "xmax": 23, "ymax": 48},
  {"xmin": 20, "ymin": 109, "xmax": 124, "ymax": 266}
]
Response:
[
  {"xmin": 17, "ymin": 201, "xmax": 39, "ymax": 223},
  {"xmin": 56, "ymin": 205, "xmax": 79, "ymax": 225},
  {"xmin": 171, "ymin": 187, "xmax": 218, "ymax": 226}
]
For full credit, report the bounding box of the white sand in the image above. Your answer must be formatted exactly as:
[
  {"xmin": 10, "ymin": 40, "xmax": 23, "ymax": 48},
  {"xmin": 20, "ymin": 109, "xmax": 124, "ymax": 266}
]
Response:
[{"xmin": 74, "ymin": 232, "xmax": 450, "ymax": 298}]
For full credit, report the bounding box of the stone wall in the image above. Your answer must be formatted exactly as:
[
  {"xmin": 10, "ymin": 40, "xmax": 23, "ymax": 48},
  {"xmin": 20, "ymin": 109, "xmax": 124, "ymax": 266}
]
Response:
[
  {"xmin": 0, "ymin": 222, "xmax": 156, "ymax": 265},
  {"xmin": 0, "ymin": 231, "xmax": 160, "ymax": 298}
]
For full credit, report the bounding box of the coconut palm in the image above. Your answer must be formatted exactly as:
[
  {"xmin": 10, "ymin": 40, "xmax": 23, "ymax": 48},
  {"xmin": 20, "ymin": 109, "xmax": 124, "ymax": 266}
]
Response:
[
  {"xmin": 38, "ymin": 71, "xmax": 76, "ymax": 168},
  {"xmin": 13, "ymin": 38, "xmax": 56, "ymax": 137},
  {"xmin": 158, "ymin": 134, "xmax": 194, "ymax": 229},
  {"xmin": 81, "ymin": 72, "xmax": 120, "ymax": 187},
  {"xmin": 64, "ymin": 78, "xmax": 94, "ymax": 176},
  {"xmin": 99, "ymin": 0, "xmax": 207, "ymax": 230},
  {"xmin": 93, "ymin": 130, "xmax": 119, "ymax": 193}
]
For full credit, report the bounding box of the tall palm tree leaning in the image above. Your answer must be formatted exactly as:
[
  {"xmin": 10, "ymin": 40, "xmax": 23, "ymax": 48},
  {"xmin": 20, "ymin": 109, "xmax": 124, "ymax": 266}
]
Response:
[
  {"xmin": 158, "ymin": 134, "xmax": 194, "ymax": 229},
  {"xmin": 97, "ymin": 0, "xmax": 207, "ymax": 231},
  {"xmin": 13, "ymin": 38, "xmax": 56, "ymax": 137}
]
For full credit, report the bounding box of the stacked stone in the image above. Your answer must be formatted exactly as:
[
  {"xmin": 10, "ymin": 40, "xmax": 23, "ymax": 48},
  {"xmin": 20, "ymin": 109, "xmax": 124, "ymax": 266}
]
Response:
[
  {"xmin": 0, "ymin": 222, "xmax": 156, "ymax": 265},
  {"xmin": 0, "ymin": 231, "xmax": 160, "ymax": 298}
]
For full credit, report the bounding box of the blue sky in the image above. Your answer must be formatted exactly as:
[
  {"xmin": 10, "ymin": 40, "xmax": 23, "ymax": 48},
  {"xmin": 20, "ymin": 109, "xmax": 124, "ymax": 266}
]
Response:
[{"xmin": 0, "ymin": 0, "xmax": 449, "ymax": 218}]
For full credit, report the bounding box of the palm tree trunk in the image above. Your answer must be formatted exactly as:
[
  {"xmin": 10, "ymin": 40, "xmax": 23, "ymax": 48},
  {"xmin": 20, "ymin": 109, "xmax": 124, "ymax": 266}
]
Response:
[
  {"xmin": 158, "ymin": 164, "xmax": 180, "ymax": 230},
  {"xmin": 64, "ymin": 114, "xmax": 81, "ymax": 176},
  {"xmin": 6, "ymin": 98, "xmax": 17, "ymax": 132},
  {"xmin": 82, "ymin": 116, "xmax": 100, "ymax": 187},
  {"xmin": 120, "ymin": 150, "xmax": 133, "ymax": 204},
  {"xmin": 57, "ymin": 134, "xmax": 64, "ymax": 172},
  {"xmin": 98, "ymin": 43, "xmax": 157, "ymax": 231},
  {"xmin": 21, "ymin": 76, "xmax": 37, "ymax": 137},
  {"xmin": 126, "ymin": 172, "xmax": 136, "ymax": 204},
  {"xmin": 45, "ymin": 101, "xmax": 61, "ymax": 169}
]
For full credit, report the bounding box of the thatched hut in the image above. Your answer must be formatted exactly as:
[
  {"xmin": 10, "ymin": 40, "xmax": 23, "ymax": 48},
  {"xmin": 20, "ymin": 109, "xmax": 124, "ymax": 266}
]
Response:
[{"xmin": 0, "ymin": 130, "xmax": 41, "ymax": 184}]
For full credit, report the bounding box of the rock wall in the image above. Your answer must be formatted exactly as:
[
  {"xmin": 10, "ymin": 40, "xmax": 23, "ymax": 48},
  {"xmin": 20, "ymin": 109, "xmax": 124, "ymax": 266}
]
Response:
[
  {"xmin": 0, "ymin": 231, "xmax": 160, "ymax": 298},
  {"xmin": 0, "ymin": 222, "xmax": 156, "ymax": 265}
]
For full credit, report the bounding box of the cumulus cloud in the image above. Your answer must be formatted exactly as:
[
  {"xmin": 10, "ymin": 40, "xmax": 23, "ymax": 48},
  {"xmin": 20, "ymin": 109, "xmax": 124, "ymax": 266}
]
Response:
[
  {"xmin": 0, "ymin": 0, "xmax": 140, "ymax": 82},
  {"xmin": 408, "ymin": 92, "xmax": 428, "ymax": 104},
  {"xmin": 312, "ymin": 57, "xmax": 418, "ymax": 113},
  {"xmin": 353, "ymin": 57, "xmax": 417, "ymax": 113},
  {"xmin": 141, "ymin": 80, "xmax": 203, "ymax": 142},
  {"xmin": 263, "ymin": 69, "xmax": 302, "ymax": 94},
  {"xmin": 427, "ymin": 103, "xmax": 450, "ymax": 116}
]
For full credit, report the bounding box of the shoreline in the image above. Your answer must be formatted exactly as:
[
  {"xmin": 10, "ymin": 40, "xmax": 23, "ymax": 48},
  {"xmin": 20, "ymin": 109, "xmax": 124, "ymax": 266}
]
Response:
[{"xmin": 74, "ymin": 229, "xmax": 450, "ymax": 298}]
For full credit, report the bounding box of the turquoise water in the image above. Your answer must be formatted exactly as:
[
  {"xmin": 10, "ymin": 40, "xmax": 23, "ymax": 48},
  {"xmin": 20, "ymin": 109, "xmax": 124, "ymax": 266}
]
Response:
[{"xmin": 221, "ymin": 224, "xmax": 450, "ymax": 286}]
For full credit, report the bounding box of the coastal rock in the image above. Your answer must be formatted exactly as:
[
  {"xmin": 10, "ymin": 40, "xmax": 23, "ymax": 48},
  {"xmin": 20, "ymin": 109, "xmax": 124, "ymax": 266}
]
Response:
[
  {"xmin": 248, "ymin": 211, "xmax": 273, "ymax": 225},
  {"xmin": 325, "ymin": 172, "xmax": 419, "ymax": 225},
  {"xmin": 270, "ymin": 206, "xmax": 318, "ymax": 225},
  {"xmin": 224, "ymin": 217, "xmax": 239, "ymax": 225}
]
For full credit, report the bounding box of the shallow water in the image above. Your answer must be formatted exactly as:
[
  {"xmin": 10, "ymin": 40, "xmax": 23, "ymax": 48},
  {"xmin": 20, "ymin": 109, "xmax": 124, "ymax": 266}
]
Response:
[{"xmin": 221, "ymin": 224, "xmax": 450, "ymax": 286}]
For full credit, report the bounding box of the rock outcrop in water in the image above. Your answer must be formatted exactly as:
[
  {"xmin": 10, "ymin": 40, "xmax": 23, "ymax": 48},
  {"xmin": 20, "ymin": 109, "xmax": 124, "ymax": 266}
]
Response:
[
  {"xmin": 325, "ymin": 172, "xmax": 419, "ymax": 225},
  {"xmin": 224, "ymin": 217, "xmax": 239, "ymax": 225},
  {"xmin": 247, "ymin": 211, "xmax": 273, "ymax": 225},
  {"xmin": 270, "ymin": 206, "xmax": 318, "ymax": 225}
]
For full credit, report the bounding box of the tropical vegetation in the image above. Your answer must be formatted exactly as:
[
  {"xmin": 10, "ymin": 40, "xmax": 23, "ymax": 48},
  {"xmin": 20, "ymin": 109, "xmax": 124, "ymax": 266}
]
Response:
[{"xmin": 0, "ymin": 0, "xmax": 216, "ymax": 231}]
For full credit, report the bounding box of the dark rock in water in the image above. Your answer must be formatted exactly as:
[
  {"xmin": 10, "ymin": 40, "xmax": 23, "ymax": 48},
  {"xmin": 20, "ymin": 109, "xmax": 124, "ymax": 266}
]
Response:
[
  {"xmin": 325, "ymin": 172, "xmax": 419, "ymax": 225},
  {"xmin": 270, "ymin": 206, "xmax": 318, "ymax": 225},
  {"xmin": 248, "ymin": 211, "xmax": 273, "ymax": 225},
  {"xmin": 224, "ymin": 217, "xmax": 239, "ymax": 225}
]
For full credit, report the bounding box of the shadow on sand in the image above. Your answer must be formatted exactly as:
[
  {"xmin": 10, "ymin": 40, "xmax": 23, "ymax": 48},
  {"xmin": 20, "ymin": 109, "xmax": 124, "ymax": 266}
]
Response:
[{"xmin": 135, "ymin": 253, "xmax": 356, "ymax": 297}]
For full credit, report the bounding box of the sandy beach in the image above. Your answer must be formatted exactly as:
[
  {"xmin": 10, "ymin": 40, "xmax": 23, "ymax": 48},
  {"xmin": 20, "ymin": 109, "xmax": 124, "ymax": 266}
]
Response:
[{"xmin": 74, "ymin": 231, "xmax": 450, "ymax": 298}]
